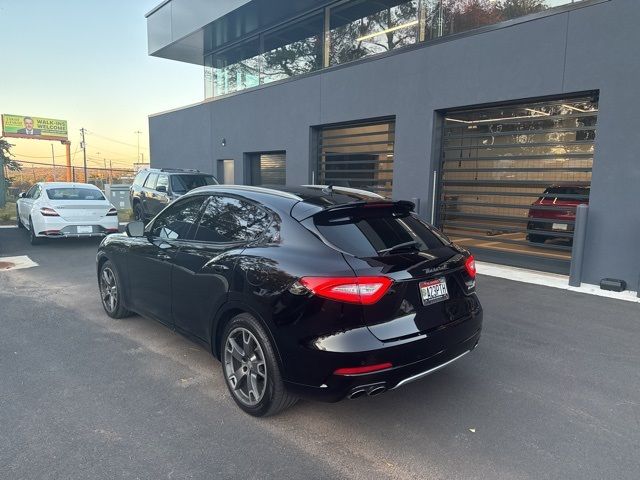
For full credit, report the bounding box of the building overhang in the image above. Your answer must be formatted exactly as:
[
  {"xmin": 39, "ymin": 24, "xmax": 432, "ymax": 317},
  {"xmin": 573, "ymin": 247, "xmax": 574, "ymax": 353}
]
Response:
[{"xmin": 146, "ymin": 0, "xmax": 330, "ymax": 65}]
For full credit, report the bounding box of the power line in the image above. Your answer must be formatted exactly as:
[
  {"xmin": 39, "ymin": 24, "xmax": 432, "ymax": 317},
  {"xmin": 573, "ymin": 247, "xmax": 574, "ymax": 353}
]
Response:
[
  {"xmin": 86, "ymin": 130, "xmax": 149, "ymax": 151},
  {"xmin": 87, "ymin": 144, "xmax": 139, "ymax": 159},
  {"xmin": 12, "ymin": 150, "xmax": 68, "ymax": 159}
]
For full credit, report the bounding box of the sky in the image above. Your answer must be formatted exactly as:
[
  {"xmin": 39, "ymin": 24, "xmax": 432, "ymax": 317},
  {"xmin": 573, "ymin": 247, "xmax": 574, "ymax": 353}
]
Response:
[{"xmin": 0, "ymin": 0, "xmax": 203, "ymax": 171}]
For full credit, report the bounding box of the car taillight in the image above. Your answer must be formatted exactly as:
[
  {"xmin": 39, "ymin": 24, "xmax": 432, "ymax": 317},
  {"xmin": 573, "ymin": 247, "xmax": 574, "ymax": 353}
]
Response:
[
  {"xmin": 464, "ymin": 255, "xmax": 476, "ymax": 279},
  {"xmin": 40, "ymin": 207, "xmax": 59, "ymax": 217},
  {"xmin": 106, "ymin": 207, "xmax": 118, "ymax": 216},
  {"xmin": 299, "ymin": 276, "xmax": 393, "ymax": 305}
]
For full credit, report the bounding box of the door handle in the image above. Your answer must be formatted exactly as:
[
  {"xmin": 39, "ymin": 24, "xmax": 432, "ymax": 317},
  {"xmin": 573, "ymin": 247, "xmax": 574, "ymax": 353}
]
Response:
[
  {"xmin": 157, "ymin": 253, "xmax": 172, "ymax": 261},
  {"xmin": 212, "ymin": 264, "xmax": 229, "ymax": 272}
]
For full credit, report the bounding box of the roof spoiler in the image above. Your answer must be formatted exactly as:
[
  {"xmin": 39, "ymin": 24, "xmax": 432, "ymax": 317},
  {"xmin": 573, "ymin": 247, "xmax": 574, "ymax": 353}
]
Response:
[{"xmin": 291, "ymin": 199, "xmax": 415, "ymax": 221}]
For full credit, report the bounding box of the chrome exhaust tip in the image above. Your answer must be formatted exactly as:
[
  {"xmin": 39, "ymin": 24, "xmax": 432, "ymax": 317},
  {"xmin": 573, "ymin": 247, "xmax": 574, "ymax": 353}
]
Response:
[
  {"xmin": 348, "ymin": 389, "xmax": 367, "ymax": 399},
  {"xmin": 368, "ymin": 386, "xmax": 387, "ymax": 396}
]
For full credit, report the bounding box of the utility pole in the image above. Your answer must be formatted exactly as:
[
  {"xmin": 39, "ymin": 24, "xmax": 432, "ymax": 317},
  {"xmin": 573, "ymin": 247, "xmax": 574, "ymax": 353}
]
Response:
[
  {"xmin": 80, "ymin": 127, "xmax": 88, "ymax": 182},
  {"xmin": 109, "ymin": 159, "xmax": 113, "ymax": 184},
  {"xmin": 134, "ymin": 130, "xmax": 142, "ymax": 163},
  {"xmin": 63, "ymin": 140, "xmax": 72, "ymax": 181},
  {"xmin": 0, "ymin": 159, "xmax": 5, "ymax": 209},
  {"xmin": 51, "ymin": 144, "xmax": 56, "ymax": 181}
]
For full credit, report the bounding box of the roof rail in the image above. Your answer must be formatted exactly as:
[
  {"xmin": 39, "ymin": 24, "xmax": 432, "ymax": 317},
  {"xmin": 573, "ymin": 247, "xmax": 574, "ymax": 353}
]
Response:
[
  {"xmin": 190, "ymin": 184, "xmax": 303, "ymax": 201},
  {"xmin": 159, "ymin": 168, "xmax": 201, "ymax": 173},
  {"xmin": 301, "ymin": 185, "xmax": 385, "ymax": 199}
]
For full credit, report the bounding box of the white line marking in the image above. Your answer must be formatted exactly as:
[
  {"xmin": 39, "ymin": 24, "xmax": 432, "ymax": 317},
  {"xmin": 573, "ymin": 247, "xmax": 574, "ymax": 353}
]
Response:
[
  {"xmin": 477, "ymin": 261, "xmax": 639, "ymax": 304},
  {"xmin": 0, "ymin": 225, "xmax": 18, "ymax": 229},
  {"xmin": 0, "ymin": 255, "xmax": 39, "ymax": 271}
]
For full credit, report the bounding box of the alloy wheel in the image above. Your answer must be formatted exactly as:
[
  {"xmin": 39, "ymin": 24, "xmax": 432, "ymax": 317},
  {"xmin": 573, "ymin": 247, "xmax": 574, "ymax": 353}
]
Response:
[
  {"xmin": 100, "ymin": 267, "xmax": 118, "ymax": 313},
  {"xmin": 224, "ymin": 327, "xmax": 268, "ymax": 406}
]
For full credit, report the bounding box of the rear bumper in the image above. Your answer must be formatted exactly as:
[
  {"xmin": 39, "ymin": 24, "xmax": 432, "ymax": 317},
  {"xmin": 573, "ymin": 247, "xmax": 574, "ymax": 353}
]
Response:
[
  {"xmin": 35, "ymin": 216, "xmax": 120, "ymax": 237},
  {"xmin": 527, "ymin": 220, "xmax": 575, "ymax": 235},
  {"xmin": 283, "ymin": 309, "xmax": 482, "ymax": 402}
]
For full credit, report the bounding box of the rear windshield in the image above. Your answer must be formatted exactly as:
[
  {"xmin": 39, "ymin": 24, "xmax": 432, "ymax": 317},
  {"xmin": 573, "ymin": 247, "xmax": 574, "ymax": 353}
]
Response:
[
  {"xmin": 171, "ymin": 175, "xmax": 217, "ymax": 193},
  {"xmin": 46, "ymin": 188, "xmax": 105, "ymax": 201},
  {"xmin": 543, "ymin": 187, "xmax": 590, "ymax": 196},
  {"xmin": 314, "ymin": 207, "xmax": 447, "ymax": 257}
]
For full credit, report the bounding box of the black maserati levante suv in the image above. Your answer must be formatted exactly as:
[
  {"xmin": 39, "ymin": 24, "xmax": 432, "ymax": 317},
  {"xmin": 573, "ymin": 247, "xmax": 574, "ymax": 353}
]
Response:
[{"xmin": 97, "ymin": 185, "xmax": 482, "ymax": 416}]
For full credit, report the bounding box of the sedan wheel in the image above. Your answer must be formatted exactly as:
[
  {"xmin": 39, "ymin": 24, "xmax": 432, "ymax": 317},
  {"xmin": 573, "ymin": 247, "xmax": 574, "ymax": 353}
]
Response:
[
  {"xmin": 28, "ymin": 218, "xmax": 41, "ymax": 245},
  {"xmin": 16, "ymin": 207, "xmax": 24, "ymax": 228},
  {"xmin": 221, "ymin": 313, "xmax": 297, "ymax": 417},
  {"xmin": 99, "ymin": 260, "xmax": 132, "ymax": 319},
  {"xmin": 133, "ymin": 204, "xmax": 144, "ymax": 222}
]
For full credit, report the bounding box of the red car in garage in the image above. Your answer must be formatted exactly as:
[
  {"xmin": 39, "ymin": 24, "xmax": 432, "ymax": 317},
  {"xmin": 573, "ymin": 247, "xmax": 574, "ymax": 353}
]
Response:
[{"xmin": 526, "ymin": 185, "xmax": 590, "ymax": 244}]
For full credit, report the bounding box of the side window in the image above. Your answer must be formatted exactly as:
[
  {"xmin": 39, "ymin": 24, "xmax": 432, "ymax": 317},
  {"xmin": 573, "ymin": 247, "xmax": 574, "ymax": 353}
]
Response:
[
  {"xmin": 32, "ymin": 186, "xmax": 42, "ymax": 199},
  {"xmin": 25, "ymin": 185, "xmax": 37, "ymax": 198},
  {"xmin": 193, "ymin": 195, "xmax": 271, "ymax": 243},
  {"xmin": 149, "ymin": 196, "xmax": 206, "ymax": 240},
  {"xmin": 133, "ymin": 171, "xmax": 148, "ymax": 187},
  {"xmin": 144, "ymin": 172, "xmax": 159, "ymax": 189},
  {"xmin": 156, "ymin": 174, "xmax": 169, "ymax": 191}
]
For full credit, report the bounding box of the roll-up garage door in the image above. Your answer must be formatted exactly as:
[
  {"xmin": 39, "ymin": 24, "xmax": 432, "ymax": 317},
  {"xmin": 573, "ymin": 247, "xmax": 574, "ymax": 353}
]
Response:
[
  {"xmin": 317, "ymin": 119, "xmax": 395, "ymax": 197},
  {"xmin": 250, "ymin": 152, "xmax": 286, "ymax": 186},
  {"xmin": 438, "ymin": 95, "xmax": 598, "ymax": 273}
]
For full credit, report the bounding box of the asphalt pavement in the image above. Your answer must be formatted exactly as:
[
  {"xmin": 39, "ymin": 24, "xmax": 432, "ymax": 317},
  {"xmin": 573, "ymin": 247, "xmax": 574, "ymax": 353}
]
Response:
[{"xmin": 1, "ymin": 226, "xmax": 638, "ymax": 480}]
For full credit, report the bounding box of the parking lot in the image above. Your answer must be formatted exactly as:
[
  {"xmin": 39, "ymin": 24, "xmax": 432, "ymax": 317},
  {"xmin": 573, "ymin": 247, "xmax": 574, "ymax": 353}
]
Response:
[{"xmin": 1, "ymin": 226, "xmax": 638, "ymax": 480}]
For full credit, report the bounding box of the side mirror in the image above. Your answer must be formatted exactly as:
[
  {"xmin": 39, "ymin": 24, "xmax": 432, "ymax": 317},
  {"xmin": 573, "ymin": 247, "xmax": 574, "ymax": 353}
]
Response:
[
  {"xmin": 156, "ymin": 185, "xmax": 167, "ymax": 193},
  {"xmin": 19, "ymin": 192, "xmax": 26, "ymax": 198},
  {"xmin": 125, "ymin": 221, "xmax": 145, "ymax": 238}
]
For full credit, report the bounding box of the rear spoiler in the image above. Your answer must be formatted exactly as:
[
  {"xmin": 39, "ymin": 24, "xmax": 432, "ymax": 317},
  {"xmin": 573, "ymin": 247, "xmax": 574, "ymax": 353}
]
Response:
[{"xmin": 291, "ymin": 200, "xmax": 415, "ymax": 221}]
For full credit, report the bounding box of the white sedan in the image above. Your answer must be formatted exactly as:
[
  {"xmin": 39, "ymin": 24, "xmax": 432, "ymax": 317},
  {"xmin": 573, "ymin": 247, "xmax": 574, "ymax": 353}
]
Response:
[{"xmin": 16, "ymin": 182, "xmax": 120, "ymax": 245}]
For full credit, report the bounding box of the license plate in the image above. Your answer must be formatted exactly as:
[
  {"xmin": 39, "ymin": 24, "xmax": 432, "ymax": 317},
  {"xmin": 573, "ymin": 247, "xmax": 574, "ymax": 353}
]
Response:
[
  {"xmin": 77, "ymin": 226, "xmax": 93, "ymax": 234},
  {"xmin": 419, "ymin": 277, "xmax": 449, "ymax": 306},
  {"xmin": 552, "ymin": 223, "xmax": 568, "ymax": 231}
]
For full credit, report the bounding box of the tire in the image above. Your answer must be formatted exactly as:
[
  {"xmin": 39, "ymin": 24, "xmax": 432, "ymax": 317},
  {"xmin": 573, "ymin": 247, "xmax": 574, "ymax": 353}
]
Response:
[
  {"xmin": 133, "ymin": 202, "xmax": 144, "ymax": 222},
  {"xmin": 221, "ymin": 313, "xmax": 297, "ymax": 417},
  {"xmin": 16, "ymin": 207, "xmax": 24, "ymax": 228},
  {"xmin": 99, "ymin": 260, "xmax": 132, "ymax": 319},
  {"xmin": 28, "ymin": 218, "xmax": 42, "ymax": 245}
]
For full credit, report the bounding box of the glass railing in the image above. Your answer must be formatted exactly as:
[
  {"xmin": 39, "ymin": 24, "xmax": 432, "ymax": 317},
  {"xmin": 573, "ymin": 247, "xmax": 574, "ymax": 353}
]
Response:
[{"xmin": 205, "ymin": 0, "xmax": 587, "ymax": 98}]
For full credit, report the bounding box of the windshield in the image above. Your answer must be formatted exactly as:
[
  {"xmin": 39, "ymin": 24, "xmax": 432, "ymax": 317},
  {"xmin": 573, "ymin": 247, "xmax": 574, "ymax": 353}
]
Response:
[
  {"xmin": 314, "ymin": 207, "xmax": 446, "ymax": 257},
  {"xmin": 46, "ymin": 187, "xmax": 105, "ymax": 201},
  {"xmin": 171, "ymin": 175, "xmax": 217, "ymax": 193},
  {"xmin": 543, "ymin": 187, "xmax": 590, "ymax": 196}
]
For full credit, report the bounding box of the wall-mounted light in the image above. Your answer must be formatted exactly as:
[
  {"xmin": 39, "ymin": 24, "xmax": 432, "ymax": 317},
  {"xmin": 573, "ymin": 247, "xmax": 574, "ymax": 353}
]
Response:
[{"xmin": 221, "ymin": 138, "xmax": 226, "ymax": 147}]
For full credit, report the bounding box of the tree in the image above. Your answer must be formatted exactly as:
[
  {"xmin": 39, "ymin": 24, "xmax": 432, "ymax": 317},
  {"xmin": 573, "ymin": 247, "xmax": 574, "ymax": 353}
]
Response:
[
  {"xmin": 1, "ymin": 139, "xmax": 21, "ymax": 173},
  {"xmin": 498, "ymin": 0, "xmax": 547, "ymax": 20},
  {"xmin": 1, "ymin": 138, "xmax": 22, "ymax": 206}
]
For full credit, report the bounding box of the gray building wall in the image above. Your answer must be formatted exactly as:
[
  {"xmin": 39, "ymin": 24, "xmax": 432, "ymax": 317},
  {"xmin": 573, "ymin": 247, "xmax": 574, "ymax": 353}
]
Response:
[{"xmin": 149, "ymin": 0, "xmax": 640, "ymax": 288}]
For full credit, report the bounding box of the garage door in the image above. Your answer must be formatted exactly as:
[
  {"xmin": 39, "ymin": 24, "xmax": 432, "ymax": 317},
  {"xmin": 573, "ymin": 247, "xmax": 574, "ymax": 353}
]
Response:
[
  {"xmin": 249, "ymin": 152, "xmax": 286, "ymax": 186},
  {"xmin": 438, "ymin": 95, "xmax": 598, "ymax": 273},
  {"xmin": 317, "ymin": 119, "xmax": 395, "ymax": 197}
]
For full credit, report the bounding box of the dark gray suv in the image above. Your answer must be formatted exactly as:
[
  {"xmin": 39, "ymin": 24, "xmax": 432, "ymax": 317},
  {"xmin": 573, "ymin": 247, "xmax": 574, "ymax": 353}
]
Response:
[{"xmin": 129, "ymin": 168, "xmax": 218, "ymax": 222}]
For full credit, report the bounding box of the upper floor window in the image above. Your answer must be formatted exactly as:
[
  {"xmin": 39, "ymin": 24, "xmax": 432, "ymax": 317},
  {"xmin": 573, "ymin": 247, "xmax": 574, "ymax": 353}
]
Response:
[
  {"xmin": 204, "ymin": 0, "xmax": 591, "ymax": 98},
  {"xmin": 329, "ymin": 0, "xmax": 420, "ymax": 66},
  {"xmin": 262, "ymin": 13, "xmax": 324, "ymax": 84}
]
